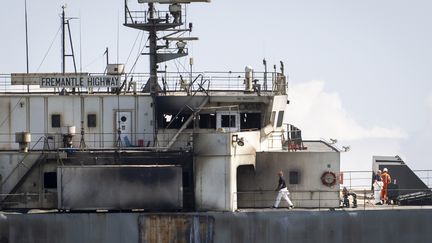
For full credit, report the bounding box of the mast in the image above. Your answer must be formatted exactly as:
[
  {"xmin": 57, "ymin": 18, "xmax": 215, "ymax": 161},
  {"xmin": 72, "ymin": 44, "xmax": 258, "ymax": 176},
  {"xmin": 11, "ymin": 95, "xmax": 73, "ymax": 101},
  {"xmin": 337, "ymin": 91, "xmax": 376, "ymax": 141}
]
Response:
[
  {"xmin": 148, "ymin": 3, "xmax": 158, "ymax": 95},
  {"xmin": 62, "ymin": 6, "xmax": 66, "ymax": 74},
  {"xmin": 60, "ymin": 6, "xmax": 78, "ymax": 94},
  {"xmin": 61, "ymin": 6, "xmax": 77, "ymax": 75},
  {"xmin": 124, "ymin": 0, "xmax": 205, "ymax": 145}
]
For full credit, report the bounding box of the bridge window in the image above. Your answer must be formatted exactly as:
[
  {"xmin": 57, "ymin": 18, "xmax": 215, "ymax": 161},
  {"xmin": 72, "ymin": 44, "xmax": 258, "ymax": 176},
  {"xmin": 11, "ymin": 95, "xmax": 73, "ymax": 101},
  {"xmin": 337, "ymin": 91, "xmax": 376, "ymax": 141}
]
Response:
[
  {"xmin": 217, "ymin": 112, "xmax": 239, "ymax": 132},
  {"xmin": 198, "ymin": 114, "xmax": 216, "ymax": 129},
  {"xmin": 270, "ymin": 111, "xmax": 276, "ymax": 126},
  {"xmin": 221, "ymin": 115, "xmax": 236, "ymax": 128},
  {"xmin": 51, "ymin": 114, "xmax": 61, "ymax": 128},
  {"xmin": 87, "ymin": 114, "xmax": 97, "ymax": 127},
  {"xmin": 160, "ymin": 113, "xmax": 193, "ymax": 129},
  {"xmin": 276, "ymin": 111, "xmax": 284, "ymax": 127},
  {"xmin": 240, "ymin": 113, "xmax": 261, "ymax": 130}
]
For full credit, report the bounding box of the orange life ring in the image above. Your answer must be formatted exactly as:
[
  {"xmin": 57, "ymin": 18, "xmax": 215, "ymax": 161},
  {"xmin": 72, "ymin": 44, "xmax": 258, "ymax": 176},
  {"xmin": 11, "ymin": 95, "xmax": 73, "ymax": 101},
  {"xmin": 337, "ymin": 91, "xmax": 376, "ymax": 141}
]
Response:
[{"xmin": 321, "ymin": 171, "xmax": 337, "ymax": 187}]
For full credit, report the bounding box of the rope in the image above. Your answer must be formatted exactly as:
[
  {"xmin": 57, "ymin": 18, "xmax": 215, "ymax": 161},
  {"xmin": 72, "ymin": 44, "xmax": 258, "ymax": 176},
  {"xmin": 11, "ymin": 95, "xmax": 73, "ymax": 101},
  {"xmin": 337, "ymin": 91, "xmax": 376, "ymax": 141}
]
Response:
[
  {"xmin": 125, "ymin": 31, "xmax": 144, "ymax": 66},
  {"xmin": 128, "ymin": 37, "xmax": 149, "ymax": 75},
  {"xmin": 35, "ymin": 26, "xmax": 61, "ymax": 72}
]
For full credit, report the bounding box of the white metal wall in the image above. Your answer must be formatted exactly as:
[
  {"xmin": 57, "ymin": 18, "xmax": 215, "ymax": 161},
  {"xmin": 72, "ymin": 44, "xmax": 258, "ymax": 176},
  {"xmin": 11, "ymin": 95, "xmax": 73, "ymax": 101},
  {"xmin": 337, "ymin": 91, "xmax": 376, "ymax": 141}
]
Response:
[{"xmin": 0, "ymin": 95, "xmax": 154, "ymax": 150}]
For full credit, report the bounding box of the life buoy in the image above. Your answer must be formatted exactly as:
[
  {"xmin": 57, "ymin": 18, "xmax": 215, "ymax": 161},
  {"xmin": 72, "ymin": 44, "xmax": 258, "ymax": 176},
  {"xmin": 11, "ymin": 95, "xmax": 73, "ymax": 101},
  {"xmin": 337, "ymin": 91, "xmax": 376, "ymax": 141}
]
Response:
[{"xmin": 321, "ymin": 171, "xmax": 337, "ymax": 187}]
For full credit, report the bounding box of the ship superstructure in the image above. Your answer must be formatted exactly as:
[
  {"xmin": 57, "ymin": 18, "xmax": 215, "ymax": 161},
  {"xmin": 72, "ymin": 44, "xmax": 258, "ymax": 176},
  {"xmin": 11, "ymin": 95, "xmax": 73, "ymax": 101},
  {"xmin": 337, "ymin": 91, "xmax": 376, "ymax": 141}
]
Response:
[{"xmin": 0, "ymin": 0, "xmax": 340, "ymax": 212}]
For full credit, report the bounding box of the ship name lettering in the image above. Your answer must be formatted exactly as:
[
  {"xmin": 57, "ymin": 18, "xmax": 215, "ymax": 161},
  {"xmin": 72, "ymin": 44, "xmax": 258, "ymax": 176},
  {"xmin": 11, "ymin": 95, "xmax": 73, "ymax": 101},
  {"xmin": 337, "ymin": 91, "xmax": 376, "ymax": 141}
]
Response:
[{"xmin": 40, "ymin": 75, "xmax": 119, "ymax": 87}]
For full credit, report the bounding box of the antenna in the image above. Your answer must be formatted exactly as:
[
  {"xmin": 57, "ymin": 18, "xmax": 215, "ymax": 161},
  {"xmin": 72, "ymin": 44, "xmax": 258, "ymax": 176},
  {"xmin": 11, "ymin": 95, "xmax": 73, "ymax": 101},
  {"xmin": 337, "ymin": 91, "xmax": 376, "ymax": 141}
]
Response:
[
  {"xmin": 79, "ymin": 13, "xmax": 82, "ymax": 73},
  {"xmin": 24, "ymin": 0, "xmax": 30, "ymax": 93},
  {"xmin": 61, "ymin": 5, "xmax": 78, "ymax": 74},
  {"xmin": 60, "ymin": 6, "xmax": 80, "ymax": 94},
  {"xmin": 263, "ymin": 58, "xmax": 267, "ymax": 90}
]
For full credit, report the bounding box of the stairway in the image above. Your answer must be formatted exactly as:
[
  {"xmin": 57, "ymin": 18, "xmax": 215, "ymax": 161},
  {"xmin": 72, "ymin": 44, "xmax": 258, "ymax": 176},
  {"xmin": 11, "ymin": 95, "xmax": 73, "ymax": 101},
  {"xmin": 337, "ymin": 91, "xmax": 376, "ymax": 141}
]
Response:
[{"xmin": 0, "ymin": 152, "xmax": 46, "ymax": 202}]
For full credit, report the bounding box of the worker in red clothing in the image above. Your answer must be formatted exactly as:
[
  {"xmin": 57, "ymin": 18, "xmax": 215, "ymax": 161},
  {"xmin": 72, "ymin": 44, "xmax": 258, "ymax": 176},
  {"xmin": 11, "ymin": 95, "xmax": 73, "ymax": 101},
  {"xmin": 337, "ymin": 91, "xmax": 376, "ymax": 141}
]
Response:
[{"xmin": 380, "ymin": 168, "xmax": 391, "ymax": 204}]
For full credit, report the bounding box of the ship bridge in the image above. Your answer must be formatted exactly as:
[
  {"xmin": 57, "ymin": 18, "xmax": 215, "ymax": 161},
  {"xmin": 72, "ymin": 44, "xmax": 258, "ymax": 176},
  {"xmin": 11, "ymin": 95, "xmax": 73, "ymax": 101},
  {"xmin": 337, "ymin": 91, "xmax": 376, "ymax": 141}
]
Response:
[
  {"xmin": 0, "ymin": 70, "xmax": 286, "ymax": 96},
  {"xmin": 0, "ymin": 0, "xmax": 340, "ymax": 213}
]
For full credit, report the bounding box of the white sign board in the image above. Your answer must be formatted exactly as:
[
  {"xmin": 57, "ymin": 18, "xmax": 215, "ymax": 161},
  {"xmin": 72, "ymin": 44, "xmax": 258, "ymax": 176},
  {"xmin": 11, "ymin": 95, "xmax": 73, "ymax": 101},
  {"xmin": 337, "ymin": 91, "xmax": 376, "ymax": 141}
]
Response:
[
  {"xmin": 11, "ymin": 73, "xmax": 121, "ymax": 88},
  {"xmin": 41, "ymin": 75, "xmax": 120, "ymax": 88}
]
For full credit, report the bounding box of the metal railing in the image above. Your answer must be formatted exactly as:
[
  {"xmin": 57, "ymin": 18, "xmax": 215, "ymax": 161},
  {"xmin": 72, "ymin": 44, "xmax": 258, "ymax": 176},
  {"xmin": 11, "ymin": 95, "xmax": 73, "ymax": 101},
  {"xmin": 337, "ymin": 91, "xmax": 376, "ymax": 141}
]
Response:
[
  {"xmin": 0, "ymin": 71, "xmax": 286, "ymax": 95},
  {"xmin": 0, "ymin": 131, "xmax": 216, "ymax": 149},
  {"xmin": 233, "ymin": 188, "xmax": 432, "ymax": 211},
  {"xmin": 1, "ymin": 188, "xmax": 432, "ymax": 211},
  {"xmin": 340, "ymin": 170, "xmax": 432, "ymax": 190},
  {"xmin": 233, "ymin": 190, "xmax": 340, "ymax": 210},
  {"xmin": 0, "ymin": 129, "xmax": 290, "ymax": 152},
  {"xmin": 125, "ymin": 9, "xmax": 183, "ymax": 25}
]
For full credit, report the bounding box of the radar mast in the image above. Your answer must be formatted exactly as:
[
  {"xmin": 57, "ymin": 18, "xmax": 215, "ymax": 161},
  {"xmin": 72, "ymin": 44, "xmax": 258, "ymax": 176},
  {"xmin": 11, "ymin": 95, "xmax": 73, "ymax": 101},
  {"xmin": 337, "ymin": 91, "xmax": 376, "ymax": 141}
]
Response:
[
  {"xmin": 124, "ymin": 0, "xmax": 208, "ymax": 94},
  {"xmin": 124, "ymin": 0, "xmax": 209, "ymax": 145}
]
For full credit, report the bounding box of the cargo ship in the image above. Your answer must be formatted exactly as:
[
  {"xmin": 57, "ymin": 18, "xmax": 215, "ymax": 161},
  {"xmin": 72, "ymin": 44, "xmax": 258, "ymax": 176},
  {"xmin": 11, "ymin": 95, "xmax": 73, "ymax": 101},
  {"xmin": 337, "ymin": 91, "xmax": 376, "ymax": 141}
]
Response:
[{"xmin": 0, "ymin": 1, "xmax": 431, "ymax": 242}]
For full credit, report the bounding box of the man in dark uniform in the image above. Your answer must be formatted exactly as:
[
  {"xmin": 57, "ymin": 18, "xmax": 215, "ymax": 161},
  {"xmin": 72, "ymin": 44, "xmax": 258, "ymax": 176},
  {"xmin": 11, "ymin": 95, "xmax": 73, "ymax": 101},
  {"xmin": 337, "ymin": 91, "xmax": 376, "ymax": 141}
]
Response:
[{"xmin": 273, "ymin": 171, "xmax": 294, "ymax": 209}]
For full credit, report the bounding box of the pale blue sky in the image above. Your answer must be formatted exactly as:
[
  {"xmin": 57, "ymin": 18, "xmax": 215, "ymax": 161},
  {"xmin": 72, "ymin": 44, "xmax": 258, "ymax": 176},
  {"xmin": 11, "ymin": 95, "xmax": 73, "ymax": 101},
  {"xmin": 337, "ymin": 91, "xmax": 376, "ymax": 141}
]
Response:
[{"xmin": 1, "ymin": 0, "xmax": 432, "ymax": 171}]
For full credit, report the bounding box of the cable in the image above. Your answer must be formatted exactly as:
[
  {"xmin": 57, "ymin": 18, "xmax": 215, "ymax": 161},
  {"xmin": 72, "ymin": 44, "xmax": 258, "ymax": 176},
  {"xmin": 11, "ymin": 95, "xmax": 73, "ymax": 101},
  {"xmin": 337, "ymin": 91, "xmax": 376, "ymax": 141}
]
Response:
[
  {"xmin": 82, "ymin": 53, "xmax": 105, "ymax": 71},
  {"xmin": 125, "ymin": 31, "xmax": 144, "ymax": 66},
  {"xmin": 0, "ymin": 97, "xmax": 24, "ymax": 129},
  {"xmin": 128, "ymin": 37, "xmax": 149, "ymax": 75},
  {"xmin": 174, "ymin": 58, "xmax": 188, "ymax": 73},
  {"xmin": 35, "ymin": 26, "xmax": 61, "ymax": 72}
]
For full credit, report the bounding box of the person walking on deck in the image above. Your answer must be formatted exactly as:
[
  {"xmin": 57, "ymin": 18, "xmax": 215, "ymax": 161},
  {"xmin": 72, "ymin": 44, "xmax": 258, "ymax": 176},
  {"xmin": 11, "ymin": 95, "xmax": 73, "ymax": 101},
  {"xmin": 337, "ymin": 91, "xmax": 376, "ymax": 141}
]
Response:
[{"xmin": 272, "ymin": 171, "xmax": 294, "ymax": 209}]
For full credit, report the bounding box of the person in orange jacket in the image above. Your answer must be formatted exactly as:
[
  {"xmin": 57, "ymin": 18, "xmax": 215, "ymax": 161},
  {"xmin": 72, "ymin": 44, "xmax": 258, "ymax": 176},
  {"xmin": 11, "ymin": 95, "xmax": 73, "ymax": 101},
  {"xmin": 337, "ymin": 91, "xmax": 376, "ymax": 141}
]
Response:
[{"xmin": 381, "ymin": 168, "xmax": 391, "ymax": 204}]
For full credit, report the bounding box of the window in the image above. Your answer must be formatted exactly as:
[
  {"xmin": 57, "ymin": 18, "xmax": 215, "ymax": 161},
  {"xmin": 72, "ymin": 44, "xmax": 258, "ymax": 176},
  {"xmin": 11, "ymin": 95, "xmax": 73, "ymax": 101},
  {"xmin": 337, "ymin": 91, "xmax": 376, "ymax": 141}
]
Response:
[
  {"xmin": 159, "ymin": 113, "xmax": 194, "ymax": 129},
  {"xmin": 199, "ymin": 114, "xmax": 216, "ymax": 129},
  {"xmin": 87, "ymin": 114, "xmax": 97, "ymax": 127},
  {"xmin": 221, "ymin": 115, "xmax": 236, "ymax": 128},
  {"xmin": 240, "ymin": 113, "xmax": 261, "ymax": 130},
  {"xmin": 289, "ymin": 171, "xmax": 300, "ymax": 185},
  {"xmin": 276, "ymin": 111, "xmax": 284, "ymax": 127},
  {"xmin": 216, "ymin": 113, "xmax": 239, "ymax": 132},
  {"xmin": 51, "ymin": 114, "xmax": 61, "ymax": 128},
  {"xmin": 44, "ymin": 172, "xmax": 57, "ymax": 189},
  {"xmin": 270, "ymin": 111, "xmax": 276, "ymax": 126}
]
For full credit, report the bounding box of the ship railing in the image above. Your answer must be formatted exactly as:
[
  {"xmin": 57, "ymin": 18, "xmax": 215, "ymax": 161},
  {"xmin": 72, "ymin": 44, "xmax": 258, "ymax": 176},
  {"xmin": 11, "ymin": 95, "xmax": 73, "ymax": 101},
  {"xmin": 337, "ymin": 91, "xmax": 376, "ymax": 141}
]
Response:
[
  {"xmin": 265, "ymin": 130, "xmax": 340, "ymax": 152},
  {"xmin": 0, "ymin": 132, "xmax": 176, "ymax": 150},
  {"xmin": 265, "ymin": 130, "xmax": 285, "ymax": 151},
  {"xmin": 124, "ymin": 3, "xmax": 187, "ymax": 26},
  {"xmin": 233, "ymin": 190, "xmax": 340, "ymax": 210},
  {"xmin": 341, "ymin": 188, "xmax": 432, "ymax": 209},
  {"xmin": 125, "ymin": 10, "xmax": 185, "ymax": 26},
  {"xmin": 2, "ymin": 189, "xmax": 432, "ymax": 211},
  {"xmin": 233, "ymin": 188, "xmax": 432, "ymax": 211},
  {"xmin": 0, "ymin": 71, "xmax": 286, "ymax": 95},
  {"xmin": 0, "ymin": 131, "xmax": 334, "ymax": 152},
  {"xmin": 340, "ymin": 170, "xmax": 432, "ymax": 190},
  {"xmin": 0, "ymin": 131, "xmax": 250, "ymax": 151}
]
